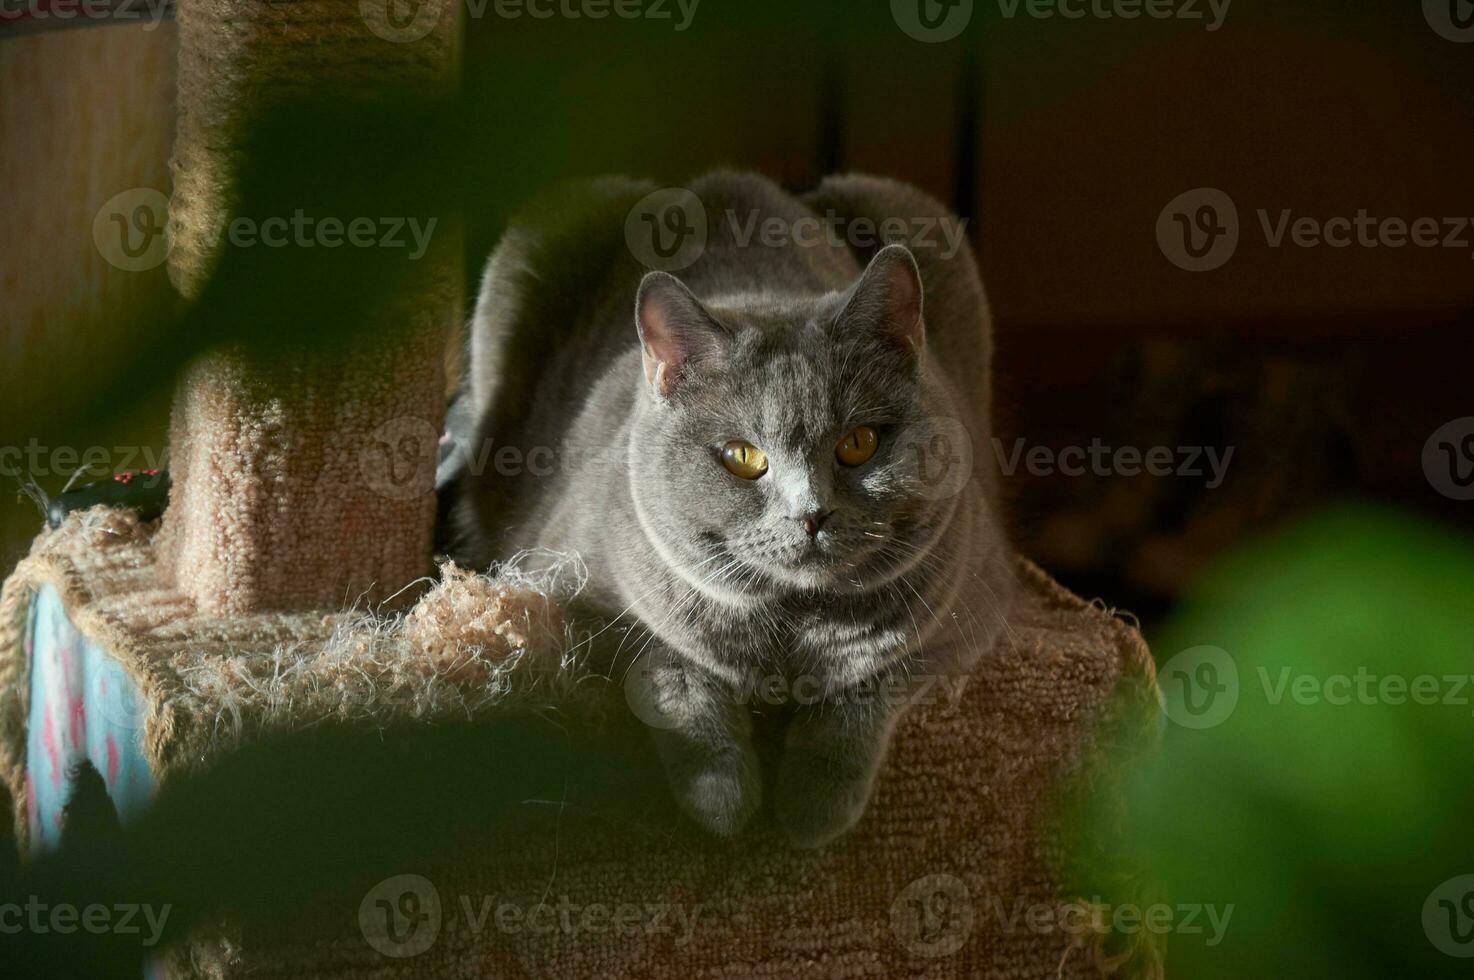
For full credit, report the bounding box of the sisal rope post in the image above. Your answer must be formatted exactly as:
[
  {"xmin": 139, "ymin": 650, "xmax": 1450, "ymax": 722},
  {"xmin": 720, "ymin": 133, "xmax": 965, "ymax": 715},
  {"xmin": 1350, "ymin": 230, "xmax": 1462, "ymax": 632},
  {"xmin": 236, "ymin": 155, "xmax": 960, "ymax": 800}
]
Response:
[{"xmin": 157, "ymin": 0, "xmax": 463, "ymax": 614}]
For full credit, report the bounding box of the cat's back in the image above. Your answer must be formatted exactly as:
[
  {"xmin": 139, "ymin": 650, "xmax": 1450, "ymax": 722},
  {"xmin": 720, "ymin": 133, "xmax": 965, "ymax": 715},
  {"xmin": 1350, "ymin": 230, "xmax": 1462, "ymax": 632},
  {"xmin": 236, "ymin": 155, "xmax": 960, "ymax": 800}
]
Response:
[
  {"xmin": 465, "ymin": 175, "xmax": 659, "ymax": 443},
  {"xmin": 800, "ymin": 174, "xmax": 993, "ymax": 424}
]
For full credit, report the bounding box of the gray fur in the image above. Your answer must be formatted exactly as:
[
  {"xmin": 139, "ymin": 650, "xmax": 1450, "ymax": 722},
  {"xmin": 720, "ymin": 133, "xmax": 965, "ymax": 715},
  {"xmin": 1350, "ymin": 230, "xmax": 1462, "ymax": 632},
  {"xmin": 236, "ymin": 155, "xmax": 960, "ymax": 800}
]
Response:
[{"xmin": 455, "ymin": 171, "xmax": 1013, "ymax": 847}]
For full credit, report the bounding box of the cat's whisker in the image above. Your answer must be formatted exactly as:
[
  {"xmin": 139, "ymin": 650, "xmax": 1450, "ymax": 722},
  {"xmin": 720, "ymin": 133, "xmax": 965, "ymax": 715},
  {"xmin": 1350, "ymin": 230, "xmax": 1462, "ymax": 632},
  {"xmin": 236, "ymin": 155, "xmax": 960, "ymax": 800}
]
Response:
[
  {"xmin": 609, "ymin": 556, "xmax": 745, "ymax": 677},
  {"xmin": 572, "ymin": 551, "xmax": 729, "ymax": 657},
  {"xmin": 870, "ymin": 537, "xmax": 997, "ymax": 657}
]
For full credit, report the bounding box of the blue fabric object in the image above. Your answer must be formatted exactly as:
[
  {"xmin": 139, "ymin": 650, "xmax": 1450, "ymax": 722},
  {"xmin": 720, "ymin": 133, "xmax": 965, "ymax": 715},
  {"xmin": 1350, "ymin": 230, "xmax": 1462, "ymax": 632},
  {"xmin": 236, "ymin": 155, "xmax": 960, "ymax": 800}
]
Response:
[{"xmin": 25, "ymin": 583, "xmax": 155, "ymax": 855}]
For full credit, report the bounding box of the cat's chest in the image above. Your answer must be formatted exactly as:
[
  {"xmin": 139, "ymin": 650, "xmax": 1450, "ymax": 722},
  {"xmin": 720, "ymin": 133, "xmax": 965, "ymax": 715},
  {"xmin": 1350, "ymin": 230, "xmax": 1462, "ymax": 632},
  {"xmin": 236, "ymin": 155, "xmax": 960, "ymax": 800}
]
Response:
[{"xmin": 695, "ymin": 591, "xmax": 918, "ymax": 684}]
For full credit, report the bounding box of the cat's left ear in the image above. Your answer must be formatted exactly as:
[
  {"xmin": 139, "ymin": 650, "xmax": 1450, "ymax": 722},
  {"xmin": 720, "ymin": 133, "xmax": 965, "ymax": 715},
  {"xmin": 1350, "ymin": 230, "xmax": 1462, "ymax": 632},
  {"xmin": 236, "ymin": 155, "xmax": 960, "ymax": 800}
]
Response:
[
  {"xmin": 635, "ymin": 271, "xmax": 729, "ymax": 400},
  {"xmin": 835, "ymin": 243, "xmax": 925, "ymax": 357}
]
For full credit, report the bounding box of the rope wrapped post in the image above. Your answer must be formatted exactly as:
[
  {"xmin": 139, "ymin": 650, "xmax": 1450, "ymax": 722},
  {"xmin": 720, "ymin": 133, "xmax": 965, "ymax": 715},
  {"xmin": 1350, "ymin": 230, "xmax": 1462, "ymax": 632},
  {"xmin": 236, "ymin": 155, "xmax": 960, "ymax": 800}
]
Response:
[{"xmin": 157, "ymin": 0, "xmax": 463, "ymax": 614}]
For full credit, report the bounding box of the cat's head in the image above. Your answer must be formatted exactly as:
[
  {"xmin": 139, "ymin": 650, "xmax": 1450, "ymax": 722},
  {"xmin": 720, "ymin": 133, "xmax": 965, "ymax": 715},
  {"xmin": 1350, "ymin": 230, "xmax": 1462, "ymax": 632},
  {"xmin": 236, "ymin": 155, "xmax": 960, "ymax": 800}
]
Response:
[{"xmin": 628, "ymin": 244, "xmax": 963, "ymax": 598}]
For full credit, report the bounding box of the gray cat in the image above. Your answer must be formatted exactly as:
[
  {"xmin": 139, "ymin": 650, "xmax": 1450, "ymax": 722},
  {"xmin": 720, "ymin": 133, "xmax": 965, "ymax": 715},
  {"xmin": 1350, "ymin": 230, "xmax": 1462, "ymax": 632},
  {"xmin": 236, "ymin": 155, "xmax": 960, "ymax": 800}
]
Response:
[{"xmin": 454, "ymin": 171, "xmax": 1013, "ymax": 848}]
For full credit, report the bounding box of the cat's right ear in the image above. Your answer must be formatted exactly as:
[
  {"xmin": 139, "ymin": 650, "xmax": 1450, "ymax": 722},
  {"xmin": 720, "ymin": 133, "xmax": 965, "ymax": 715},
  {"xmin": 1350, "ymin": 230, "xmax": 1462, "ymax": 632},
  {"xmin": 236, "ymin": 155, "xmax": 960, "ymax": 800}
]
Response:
[{"xmin": 635, "ymin": 272, "xmax": 727, "ymax": 400}]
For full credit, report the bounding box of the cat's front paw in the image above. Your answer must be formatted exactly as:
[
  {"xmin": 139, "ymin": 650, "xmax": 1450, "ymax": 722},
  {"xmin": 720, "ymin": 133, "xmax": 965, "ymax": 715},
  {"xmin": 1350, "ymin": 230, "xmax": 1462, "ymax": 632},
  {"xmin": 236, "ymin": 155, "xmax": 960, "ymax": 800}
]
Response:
[
  {"xmin": 661, "ymin": 750, "xmax": 763, "ymax": 838},
  {"xmin": 774, "ymin": 760, "xmax": 874, "ymax": 849},
  {"xmin": 682, "ymin": 765, "xmax": 763, "ymax": 838}
]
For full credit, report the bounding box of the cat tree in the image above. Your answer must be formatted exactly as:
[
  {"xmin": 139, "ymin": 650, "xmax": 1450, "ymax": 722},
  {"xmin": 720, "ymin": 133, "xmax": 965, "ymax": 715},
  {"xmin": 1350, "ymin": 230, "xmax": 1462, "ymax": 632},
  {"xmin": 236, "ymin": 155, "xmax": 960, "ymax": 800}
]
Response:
[
  {"xmin": 0, "ymin": 0, "xmax": 1161, "ymax": 976},
  {"xmin": 159, "ymin": 0, "xmax": 461, "ymax": 613}
]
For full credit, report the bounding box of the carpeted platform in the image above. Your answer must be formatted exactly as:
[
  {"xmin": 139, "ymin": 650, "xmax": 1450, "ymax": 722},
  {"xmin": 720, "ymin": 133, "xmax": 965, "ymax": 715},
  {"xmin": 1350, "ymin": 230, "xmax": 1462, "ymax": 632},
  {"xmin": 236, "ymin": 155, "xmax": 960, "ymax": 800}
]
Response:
[{"xmin": 1, "ymin": 505, "xmax": 1159, "ymax": 979}]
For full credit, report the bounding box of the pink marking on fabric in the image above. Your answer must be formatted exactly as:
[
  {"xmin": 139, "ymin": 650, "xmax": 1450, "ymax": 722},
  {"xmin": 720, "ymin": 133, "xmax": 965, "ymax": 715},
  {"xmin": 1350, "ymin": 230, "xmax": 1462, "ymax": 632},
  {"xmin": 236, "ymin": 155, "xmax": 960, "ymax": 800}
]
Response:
[
  {"xmin": 24, "ymin": 773, "xmax": 38, "ymax": 829},
  {"xmin": 69, "ymin": 695, "xmax": 86, "ymax": 748},
  {"xmin": 42, "ymin": 710, "xmax": 61, "ymax": 788},
  {"xmin": 107, "ymin": 734, "xmax": 120, "ymax": 786}
]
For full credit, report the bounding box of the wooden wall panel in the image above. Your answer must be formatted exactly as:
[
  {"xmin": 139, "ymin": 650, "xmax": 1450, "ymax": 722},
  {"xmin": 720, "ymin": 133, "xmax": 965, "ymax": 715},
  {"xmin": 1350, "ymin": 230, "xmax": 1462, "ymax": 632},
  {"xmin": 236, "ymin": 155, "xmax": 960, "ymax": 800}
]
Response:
[
  {"xmin": 834, "ymin": 36, "xmax": 967, "ymax": 208},
  {"xmin": 0, "ymin": 22, "xmax": 178, "ymax": 395},
  {"xmin": 976, "ymin": 16, "xmax": 1474, "ymax": 331},
  {"xmin": 0, "ymin": 22, "xmax": 178, "ymax": 575}
]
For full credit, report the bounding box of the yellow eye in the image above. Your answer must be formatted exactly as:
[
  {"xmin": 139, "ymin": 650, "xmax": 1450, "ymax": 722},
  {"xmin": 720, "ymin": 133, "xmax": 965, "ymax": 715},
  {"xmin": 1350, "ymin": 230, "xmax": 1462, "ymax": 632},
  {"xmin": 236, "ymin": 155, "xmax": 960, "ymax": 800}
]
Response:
[
  {"xmin": 836, "ymin": 425, "xmax": 879, "ymax": 466},
  {"xmin": 721, "ymin": 440, "xmax": 769, "ymax": 479}
]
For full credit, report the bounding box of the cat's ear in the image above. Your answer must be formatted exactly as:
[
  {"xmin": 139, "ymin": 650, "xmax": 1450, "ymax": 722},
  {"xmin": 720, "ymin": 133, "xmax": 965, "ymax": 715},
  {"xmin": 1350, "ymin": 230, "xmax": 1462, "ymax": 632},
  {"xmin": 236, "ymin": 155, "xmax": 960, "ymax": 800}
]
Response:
[
  {"xmin": 836, "ymin": 243, "xmax": 925, "ymax": 356},
  {"xmin": 635, "ymin": 271, "xmax": 727, "ymax": 399}
]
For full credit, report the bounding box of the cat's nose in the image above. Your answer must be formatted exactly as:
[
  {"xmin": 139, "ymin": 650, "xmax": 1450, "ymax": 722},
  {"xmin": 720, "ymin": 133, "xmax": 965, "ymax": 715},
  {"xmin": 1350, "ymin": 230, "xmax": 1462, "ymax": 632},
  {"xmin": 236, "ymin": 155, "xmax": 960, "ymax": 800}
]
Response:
[{"xmin": 800, "ymin": 511, "xmax": 831, "ymax": 539}]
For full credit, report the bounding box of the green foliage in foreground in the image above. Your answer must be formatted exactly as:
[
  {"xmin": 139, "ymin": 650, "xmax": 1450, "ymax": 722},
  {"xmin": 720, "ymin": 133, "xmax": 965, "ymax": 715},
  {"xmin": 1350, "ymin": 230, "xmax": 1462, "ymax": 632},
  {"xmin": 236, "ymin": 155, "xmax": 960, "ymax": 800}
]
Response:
[{"xmin": 1096, "ymin": 506, "xmax": 1474, "ymax": 977}]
